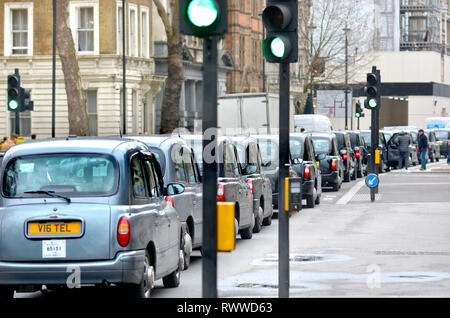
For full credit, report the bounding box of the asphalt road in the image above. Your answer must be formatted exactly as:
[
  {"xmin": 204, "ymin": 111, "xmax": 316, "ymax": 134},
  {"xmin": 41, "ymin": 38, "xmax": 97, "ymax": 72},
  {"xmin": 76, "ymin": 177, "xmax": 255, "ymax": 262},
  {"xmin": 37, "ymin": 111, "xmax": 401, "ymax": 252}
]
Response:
[{"xmin": 16, "ymin": 161, "xmax": 450, "ymax": 298}]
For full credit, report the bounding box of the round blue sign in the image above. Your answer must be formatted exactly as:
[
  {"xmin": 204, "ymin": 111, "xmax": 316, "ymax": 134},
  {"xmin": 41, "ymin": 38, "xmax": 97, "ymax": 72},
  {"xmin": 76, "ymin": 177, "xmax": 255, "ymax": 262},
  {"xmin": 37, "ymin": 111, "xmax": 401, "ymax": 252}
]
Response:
[{"xmin": 365, "ymin": 174, "xmax": 379, "ymax": 188}]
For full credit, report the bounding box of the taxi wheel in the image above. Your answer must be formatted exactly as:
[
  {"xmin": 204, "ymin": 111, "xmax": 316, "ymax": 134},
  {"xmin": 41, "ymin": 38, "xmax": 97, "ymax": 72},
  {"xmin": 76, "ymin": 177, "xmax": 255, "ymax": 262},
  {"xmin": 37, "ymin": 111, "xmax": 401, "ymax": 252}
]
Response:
[
  {"xmin": 134, "ymin": 250, "xmax": 154, "ymax": 298},
  {"xmin": 163, "ymin": 249, "xmax": 182, "ymax": 288},
  {"xmin": 306, "ymin": 194, "xmax": 315, "ymax": 208},
  {"xmin": 252, "ymin": 206, "xmax": 263, "ymax": 233},
  {"xmin": 0, "ymin": 286, "xmax": 14, "ymax": 299}
]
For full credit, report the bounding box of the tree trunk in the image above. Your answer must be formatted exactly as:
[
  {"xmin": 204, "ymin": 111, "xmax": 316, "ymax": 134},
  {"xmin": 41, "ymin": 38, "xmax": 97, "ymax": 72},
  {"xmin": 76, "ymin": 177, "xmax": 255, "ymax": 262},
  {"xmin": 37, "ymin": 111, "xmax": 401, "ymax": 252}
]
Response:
[
  {"xmin": 160, "ymin": 37, "xmax": 183, "ymax": 134},
  {"xmin": 56, "ymin": 0, "xmax": 90, "ymax": 136},
  {"xmin": 156, "ymin": 0, "xmax": 184, "ymax": 134}
]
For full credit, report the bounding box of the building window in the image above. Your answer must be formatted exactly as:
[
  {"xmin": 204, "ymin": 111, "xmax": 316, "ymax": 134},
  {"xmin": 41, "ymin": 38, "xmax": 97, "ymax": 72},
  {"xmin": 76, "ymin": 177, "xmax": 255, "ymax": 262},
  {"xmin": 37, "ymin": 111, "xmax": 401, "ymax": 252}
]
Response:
[
  {"xmin": 4, "ymin": 2, "xmax": 33, "ymax": 56},
  {"xmin": 140, "ymin": 7, "xmax": 150, "ymax": 58},
  {"xmin": 86, "ymin": 90, "xmax": 98, "ymax": 136},
  {"xmin": 70, "ymin": 2, "xmax": 99, "ymax": 54},
  {"xmin": 10, "ymin": 111, "xmax": 31, "ymax": 137},
  {"xmin": 129, "ymin": 5, "xmax": 138, "ymax": 57},
  {"xmin": 78, "ymin": 7, "xmax": 94, "ymax": 51}
]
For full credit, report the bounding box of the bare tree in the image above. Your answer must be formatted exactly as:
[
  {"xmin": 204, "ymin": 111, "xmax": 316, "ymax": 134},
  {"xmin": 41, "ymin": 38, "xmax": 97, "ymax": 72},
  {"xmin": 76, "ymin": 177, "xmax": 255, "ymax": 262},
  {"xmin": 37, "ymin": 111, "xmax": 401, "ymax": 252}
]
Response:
[
  {"xmin": 153, "ymin": 0, "xmax": 184, "ymax": 134},
  {"xmin": 297, "ymin": 0, "xmax": 374, "ymax": 114},
  {"xmin": 56, "ymin": 0, "xmax": 90, "ymax": 136}
]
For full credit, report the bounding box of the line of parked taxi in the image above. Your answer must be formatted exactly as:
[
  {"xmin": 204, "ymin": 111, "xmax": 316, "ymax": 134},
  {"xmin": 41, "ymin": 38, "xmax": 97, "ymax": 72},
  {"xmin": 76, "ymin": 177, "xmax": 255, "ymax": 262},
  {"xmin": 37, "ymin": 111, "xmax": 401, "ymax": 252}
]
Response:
[{"xmin": 1, "ymin": 127, "xmax": 448, "ymax": 299}]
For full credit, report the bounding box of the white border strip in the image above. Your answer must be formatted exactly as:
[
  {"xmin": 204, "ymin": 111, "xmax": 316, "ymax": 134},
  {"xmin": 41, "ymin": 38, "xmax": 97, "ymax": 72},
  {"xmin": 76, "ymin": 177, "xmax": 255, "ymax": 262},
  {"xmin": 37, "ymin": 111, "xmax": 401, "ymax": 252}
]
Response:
[{"xmin": 336, "ymin": 180, "xmax": 365, "ymax": 205}]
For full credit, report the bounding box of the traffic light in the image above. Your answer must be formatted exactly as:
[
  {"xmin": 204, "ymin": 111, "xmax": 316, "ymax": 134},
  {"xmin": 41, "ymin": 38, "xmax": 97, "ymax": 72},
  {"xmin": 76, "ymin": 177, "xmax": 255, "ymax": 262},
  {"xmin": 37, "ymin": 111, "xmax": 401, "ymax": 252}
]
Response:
[
  {"xmin": 262, "ymin": 0, "xmax": 298, "ymax": 63},
  {"xmin": 20, "ymin": 87, "xmax": 34, "ymax": 112},
  {"xmin": 179, "ymin": 0, "xmax": 227, "ymax": 37},
  {"xmin": 7, "ymin": 73, "xmax": 20, "ymax": 111},
  {"xmin": 364, "ymin": 71, "xmax": 380, "ymax": 110},
  {"xmin": 355, "ymin": 101, "xmax": 364, "ymax": 118}
]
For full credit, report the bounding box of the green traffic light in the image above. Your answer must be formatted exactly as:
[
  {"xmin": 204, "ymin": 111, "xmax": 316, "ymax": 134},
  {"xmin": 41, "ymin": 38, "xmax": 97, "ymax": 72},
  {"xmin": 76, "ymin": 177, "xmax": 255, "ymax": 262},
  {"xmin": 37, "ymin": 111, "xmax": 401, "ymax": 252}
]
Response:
[
  {"xmin": 270, "ymin": 37, "xmax": 286, "ymax": 58},
  {"xmin": 368, "ymin": 98, "xmax": 378, "ymax": 108},
  {"xmin": 8, "ymin": 99, "xmax": 19, "ymax": 111},
  {"xmin": 355, "ymin": 113, "xmax": 361, "ymax": 118},
  {"xmin": 187, "ymin": 0, "xmax": 218, "ymax": 27}
]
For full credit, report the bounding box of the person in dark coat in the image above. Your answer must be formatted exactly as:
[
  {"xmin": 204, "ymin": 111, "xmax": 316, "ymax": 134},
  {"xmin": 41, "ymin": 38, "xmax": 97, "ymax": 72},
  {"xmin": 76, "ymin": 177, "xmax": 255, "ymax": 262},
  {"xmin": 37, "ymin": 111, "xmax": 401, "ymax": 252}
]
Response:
[
  {"xmin": 397, "ymin": 131, "xmax": 410, "ymax": 169},
  {"xmin": 418, "ymin": 129, "xmax": 428, "ymax": 170}
]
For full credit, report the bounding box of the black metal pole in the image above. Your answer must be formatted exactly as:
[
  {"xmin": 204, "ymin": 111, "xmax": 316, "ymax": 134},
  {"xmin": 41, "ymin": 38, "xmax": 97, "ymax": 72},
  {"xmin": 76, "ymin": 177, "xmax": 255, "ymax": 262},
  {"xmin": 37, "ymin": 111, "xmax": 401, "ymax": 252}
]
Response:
[
  {"xmin": 122, "ymin": 0, "xmax": 126, "ymax": 135},
  {"xmin": 14, "ymin": 68, "xmax": 20, "ymax": 135},
  {"xmin": 278, "ymin": 62, "xmax": 290, "ymax": 298},
  {"xmin": 52, "ymin": 0, "xmax": 56, "ymax": 138},
  {"xmin": 344, "ymin": 30, "xmax": 348, "ymax": 130},
  {"xmin": 202, "ymin": 36, "xmax": 218, "ymax": 298}
]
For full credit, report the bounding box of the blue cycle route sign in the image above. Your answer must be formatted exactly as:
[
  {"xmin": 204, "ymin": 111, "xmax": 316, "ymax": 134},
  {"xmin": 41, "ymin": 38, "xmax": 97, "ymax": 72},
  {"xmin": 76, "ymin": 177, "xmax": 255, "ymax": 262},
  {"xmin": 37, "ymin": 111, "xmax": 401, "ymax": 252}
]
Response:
[{"xmin": 365, "ymin": 174, "xmax": 379, "ymax": 188}]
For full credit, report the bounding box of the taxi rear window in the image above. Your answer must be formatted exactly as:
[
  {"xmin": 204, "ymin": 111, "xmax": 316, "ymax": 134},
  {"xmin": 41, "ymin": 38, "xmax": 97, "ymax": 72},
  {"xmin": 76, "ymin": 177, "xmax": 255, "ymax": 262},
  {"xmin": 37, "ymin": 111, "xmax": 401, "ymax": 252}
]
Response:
[{"xmin": 3, "ymin": 153, "xmax": 119, "ymax": 197}]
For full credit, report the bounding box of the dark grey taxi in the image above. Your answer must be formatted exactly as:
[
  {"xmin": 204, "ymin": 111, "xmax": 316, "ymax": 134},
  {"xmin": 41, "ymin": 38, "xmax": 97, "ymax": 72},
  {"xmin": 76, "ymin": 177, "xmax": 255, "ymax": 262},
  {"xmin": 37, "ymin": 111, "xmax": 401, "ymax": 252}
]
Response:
[
  {"xmin": 311, "ymin": 132, "xmax": 343, "ymax": 191},
  {"xmin": 0, "ymin": 138, "xmax": 183, "ymax": 298},
  {"xmin": 231, "ymin": 136, "xmax": 273, "ymax": 231},
  {"xmin": 127, "ymin": 135, "xmax": 202, "ymax": 269}
]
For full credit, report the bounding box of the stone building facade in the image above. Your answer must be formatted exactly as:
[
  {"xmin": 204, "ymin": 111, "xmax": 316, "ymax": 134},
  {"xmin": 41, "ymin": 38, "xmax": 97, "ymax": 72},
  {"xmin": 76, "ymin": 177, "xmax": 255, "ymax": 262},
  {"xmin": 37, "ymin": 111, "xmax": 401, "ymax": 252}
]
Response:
[{"xmin": 0, "ymin": 0, "xmax": 163, "ymax": 138}]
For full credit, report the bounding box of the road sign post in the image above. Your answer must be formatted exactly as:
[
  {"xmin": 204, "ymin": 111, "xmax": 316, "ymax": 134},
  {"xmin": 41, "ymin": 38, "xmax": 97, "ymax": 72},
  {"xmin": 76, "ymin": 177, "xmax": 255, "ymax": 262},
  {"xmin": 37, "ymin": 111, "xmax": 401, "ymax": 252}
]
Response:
[{"xmin": 365, "ymin": 66, "xmax": 381, "ymax": 202}]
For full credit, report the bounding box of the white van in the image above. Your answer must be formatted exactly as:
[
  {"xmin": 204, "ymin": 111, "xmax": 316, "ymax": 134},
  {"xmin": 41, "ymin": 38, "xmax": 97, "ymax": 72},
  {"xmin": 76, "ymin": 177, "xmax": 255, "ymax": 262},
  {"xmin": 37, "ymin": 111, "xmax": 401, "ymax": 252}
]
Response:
[
  {"xmin": 425, "ymin": 117, "xmax": 450, "ymax": 129},
  {"xmin": 294, "ymin": 115, "xmax": 333, "ymax": 133}
]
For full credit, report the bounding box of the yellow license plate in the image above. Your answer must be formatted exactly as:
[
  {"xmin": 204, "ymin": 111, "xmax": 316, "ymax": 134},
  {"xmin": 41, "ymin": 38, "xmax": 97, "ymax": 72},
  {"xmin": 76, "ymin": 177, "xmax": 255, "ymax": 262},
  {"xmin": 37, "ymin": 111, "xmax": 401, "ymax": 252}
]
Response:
[{"xmin": 28, "ymin": 221, "xmax": 81, "ymax": 235}]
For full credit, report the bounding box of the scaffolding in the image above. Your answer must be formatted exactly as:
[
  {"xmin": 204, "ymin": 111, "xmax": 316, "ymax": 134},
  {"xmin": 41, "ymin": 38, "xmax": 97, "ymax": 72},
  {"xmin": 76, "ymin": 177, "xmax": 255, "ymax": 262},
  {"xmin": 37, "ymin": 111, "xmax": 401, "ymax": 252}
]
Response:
[{"xmin": 399, "ymin": 0, "xmax": 449, "ymax": 54}]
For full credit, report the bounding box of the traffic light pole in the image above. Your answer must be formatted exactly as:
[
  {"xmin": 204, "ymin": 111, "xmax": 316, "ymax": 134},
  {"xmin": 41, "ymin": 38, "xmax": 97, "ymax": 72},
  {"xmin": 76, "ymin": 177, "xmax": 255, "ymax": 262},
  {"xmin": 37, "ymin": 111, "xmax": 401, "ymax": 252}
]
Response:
[
  {"xmin": 202, "ymin": 36, "xmax": 218, "ymax": 299},
  {"xmin": 278, "ymin": 62, "xmax": 290, "ymax": 298},
  {"xmin": 14, "ymin": 68, "xmax": 20, "ymax": 135}
]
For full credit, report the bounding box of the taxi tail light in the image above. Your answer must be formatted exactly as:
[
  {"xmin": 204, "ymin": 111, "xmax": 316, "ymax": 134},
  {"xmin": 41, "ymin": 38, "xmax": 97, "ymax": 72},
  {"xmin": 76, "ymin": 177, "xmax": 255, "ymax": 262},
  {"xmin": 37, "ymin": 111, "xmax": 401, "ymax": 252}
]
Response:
[
  {"xmin": 246, "ymin": 180, "xmax": 254, "ymax": 193},
  {"xmin": 342, "ymin": 152, "xmax": 348, "ymax": 161},
  {"xmin": 428, "ymin": 145, "xmax": 432, "ymax": 151},
  {"xmin": 165, "ymin": 196, "xmax": 175, "ymax": 208},
  {"xmin": 331, "ymin": 159, "xmax": 337, "ymax": 171},
  {"xmin": 304, "ymin": 165, "xmax": 311, "ymax": 180},
  {"xmin": 217, "ymin": 184, "xmax": 225, "ymax": 202},
  {"xmin": 117, "ymin": 216, "xmax": 130, "ymax": 247},
  {"xmin": 355, "ymin": 149, "xmax": 360, "ymax": 158}
]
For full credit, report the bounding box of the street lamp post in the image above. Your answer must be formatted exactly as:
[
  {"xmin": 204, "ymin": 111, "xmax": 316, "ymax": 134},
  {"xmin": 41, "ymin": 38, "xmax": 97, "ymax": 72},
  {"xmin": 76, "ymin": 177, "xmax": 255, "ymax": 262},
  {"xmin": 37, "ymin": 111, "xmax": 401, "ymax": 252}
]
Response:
[
  {"xmin": 343, "ymin": 25, "xmax": 350, "ymax": 130},
  {"xmin": 307, "ymin": 24, "xmax": 316, "ymax": 114}
]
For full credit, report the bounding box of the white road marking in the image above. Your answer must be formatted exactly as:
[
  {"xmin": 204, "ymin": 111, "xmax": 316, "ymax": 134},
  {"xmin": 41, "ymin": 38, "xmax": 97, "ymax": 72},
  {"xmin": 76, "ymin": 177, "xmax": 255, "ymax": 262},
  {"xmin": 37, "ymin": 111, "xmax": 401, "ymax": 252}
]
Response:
[{"xmin": 336, "ymin": 180, "xmax": 365, "ymax": 205}]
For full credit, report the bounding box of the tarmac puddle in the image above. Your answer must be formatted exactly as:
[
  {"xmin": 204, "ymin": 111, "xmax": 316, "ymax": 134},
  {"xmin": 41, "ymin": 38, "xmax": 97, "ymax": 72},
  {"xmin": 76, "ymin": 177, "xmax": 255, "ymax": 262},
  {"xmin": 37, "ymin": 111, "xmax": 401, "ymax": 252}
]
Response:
[{"xmin": 219, "ymin": 269, "xmax": 450, "ymax": 296}]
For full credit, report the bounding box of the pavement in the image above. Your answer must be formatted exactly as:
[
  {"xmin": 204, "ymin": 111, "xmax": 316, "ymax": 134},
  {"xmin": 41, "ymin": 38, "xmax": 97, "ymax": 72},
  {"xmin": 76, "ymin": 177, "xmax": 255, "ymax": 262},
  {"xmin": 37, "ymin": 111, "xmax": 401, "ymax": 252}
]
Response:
[{"xmin": 17, "ymin": 161, "xmax": 450, "ymax": 298}]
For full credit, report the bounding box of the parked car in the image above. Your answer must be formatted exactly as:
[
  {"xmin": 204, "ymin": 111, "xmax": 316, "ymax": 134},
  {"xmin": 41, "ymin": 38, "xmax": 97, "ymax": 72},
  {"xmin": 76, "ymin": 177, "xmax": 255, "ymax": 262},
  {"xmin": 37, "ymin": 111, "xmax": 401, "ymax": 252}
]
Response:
[
  {"xmin": 290, "ymin": 133, "xmax": 322, "ymax": 208},
  {"xmin": 127, "ymin": 135, "xmax": 202, "ymax": 270},
  {"xmin": 433, "ymin": 129, "xmax": 450, "ymax": 158},
  {"xmin": 231, "ymin": 136, "xmax": 274, "ymax": 230},
  {"xmin": 333, "ymin": 131, "xmax": 356, "ymax": 181},
  {"xmin": 385, "ymin": 131, "xmax": 419, "ymax": 168},
  {"xmin": 347, "ymin": 131, "xmax": 368, "ymax": 178},
  {"xmin": 216, "ymin": 136, "xmax": 255, "ymax": 240},
  {"xmin": 181, "ymin": 134, "xmax": 204, "ymax": 176},
  {"xmin": 252, "ymin": 134, "xmax": 299, "ymax": 210},
  {"xmin": 424, "ymin": 130, "xmax": 441, "ymax": 162},
  {"xmin": 311, "ymin": 132, "xmax": 344, "ymax": 191},
  {"xmin": 0, "ymin": 138, "xmax": 183, "ymax": 299},
  {"xmin": 360, "ymin": 130, "xmax": 390, "ymax": 173}
]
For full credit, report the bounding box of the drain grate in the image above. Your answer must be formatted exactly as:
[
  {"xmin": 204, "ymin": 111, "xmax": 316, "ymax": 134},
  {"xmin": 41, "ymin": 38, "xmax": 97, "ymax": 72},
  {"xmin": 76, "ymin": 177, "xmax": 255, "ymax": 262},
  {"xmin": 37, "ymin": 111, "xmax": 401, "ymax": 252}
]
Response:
[
  {"xmin": 291, "ymin": 255, "xmax": 323, "ymax": 262},
  {"xmin": 376, "ymin": 251, "xmax": 450, "ymax": 256},
  {"xmin": 236, "ymin": 283, "xmax": 306, "ymax": 289}
]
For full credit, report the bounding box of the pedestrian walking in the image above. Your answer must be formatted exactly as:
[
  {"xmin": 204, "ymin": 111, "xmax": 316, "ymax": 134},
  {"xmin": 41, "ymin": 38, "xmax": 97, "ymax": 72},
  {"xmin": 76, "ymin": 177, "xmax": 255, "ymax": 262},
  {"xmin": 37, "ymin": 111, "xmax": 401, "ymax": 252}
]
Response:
[
  {"xmin": 418, "ymin": 129, "xmax": 428, "ymax": 171},
  {"xmin": 447, "ymin": 131, "xmax": 450, "ymax": 166},
  {"xmin": 397, "ymin": 131, "xmax": 410, "ymax": 169},
  {"xmin": 0, "ymin": 134, "xmax": 19, "ymax": 151}
]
